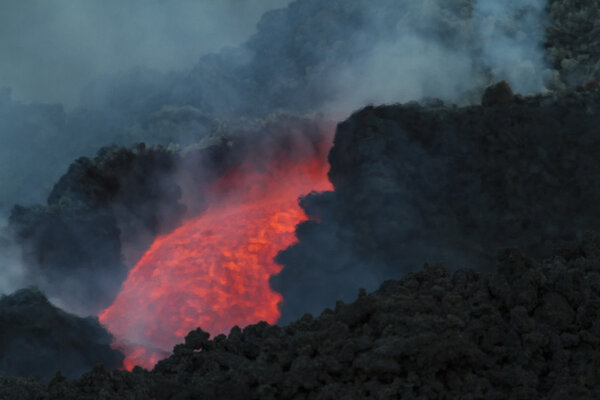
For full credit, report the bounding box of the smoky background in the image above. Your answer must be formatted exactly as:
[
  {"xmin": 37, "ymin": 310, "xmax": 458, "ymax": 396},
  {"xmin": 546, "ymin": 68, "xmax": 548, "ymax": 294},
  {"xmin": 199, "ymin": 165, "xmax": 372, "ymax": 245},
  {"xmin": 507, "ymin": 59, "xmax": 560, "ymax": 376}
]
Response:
[{"xmin": 1, "ymin": 0, "xmax": 588, "ymax": 378}]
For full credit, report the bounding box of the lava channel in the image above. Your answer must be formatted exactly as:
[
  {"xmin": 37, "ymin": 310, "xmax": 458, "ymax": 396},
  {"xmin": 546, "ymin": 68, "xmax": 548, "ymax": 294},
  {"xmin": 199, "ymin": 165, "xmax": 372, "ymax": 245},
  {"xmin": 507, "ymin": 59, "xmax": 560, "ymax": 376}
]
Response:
[{"xmin": 99, "ymin": 147, "xmax": 332, "ymax": 370}]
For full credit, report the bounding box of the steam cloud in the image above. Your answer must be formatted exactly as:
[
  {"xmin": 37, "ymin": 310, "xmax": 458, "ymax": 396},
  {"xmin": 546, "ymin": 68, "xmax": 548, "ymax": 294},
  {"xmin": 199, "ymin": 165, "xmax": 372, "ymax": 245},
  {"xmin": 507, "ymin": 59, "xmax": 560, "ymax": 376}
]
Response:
[
  {"xmin": 0, "ymin": 0, "xmax": 293, "ymax": 107},
  {"xmin": 474, "ymin": 0, "xmax": 550, "ymax": 92},
  {"xmin": 0, "ymin": 0, "xmax": 552, "ymax": 212}
]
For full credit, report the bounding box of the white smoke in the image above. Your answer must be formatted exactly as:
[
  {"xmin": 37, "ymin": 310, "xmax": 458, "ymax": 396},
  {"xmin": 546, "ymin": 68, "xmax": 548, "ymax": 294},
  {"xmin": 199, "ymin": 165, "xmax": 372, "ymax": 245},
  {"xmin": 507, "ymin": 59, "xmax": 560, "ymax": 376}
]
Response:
[
  {"xmin": 474, "ymin": 0, "xmax": 550, "ymax": 93},
  {"xmin": 325, "ymin": 0, "xmax": 551, "ymax": 114}
]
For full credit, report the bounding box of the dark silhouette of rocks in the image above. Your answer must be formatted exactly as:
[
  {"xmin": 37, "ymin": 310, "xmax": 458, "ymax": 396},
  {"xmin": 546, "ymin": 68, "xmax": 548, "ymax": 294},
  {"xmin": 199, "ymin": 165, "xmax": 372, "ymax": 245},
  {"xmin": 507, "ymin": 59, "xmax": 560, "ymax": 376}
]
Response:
[
  {"xmin": 0, "ymin": 287, "xmax": 123, "ymax": 383},
  {"xmin": 1, "ymin": 233, "xmax": 599, "ymax": 399},
  {"xmin": 275, "ymin": 88, "xmax": 600, "ymax": 323},
  {"xmin": 8, "ymin": 145, "xmax": 185, "ymax": 316}
]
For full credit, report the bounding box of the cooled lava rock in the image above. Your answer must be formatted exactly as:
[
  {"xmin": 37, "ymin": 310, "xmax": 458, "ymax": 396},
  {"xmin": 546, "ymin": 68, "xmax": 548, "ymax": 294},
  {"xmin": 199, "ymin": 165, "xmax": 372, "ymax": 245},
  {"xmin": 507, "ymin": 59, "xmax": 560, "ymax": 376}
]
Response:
[
  {"xmin": 274, "ymin": 88, "xmax": 600, "ymax": 323},
  {"xmin": 0, "ymin": 287, "xmax": 123, "ymax": 383},
  {"xmin": 6, "ymin": 114, "xmax": 331, "ymax": 317},
  {"xmin": 1, "ymin": 233, "xmax": 599, "ymax": 399},
  {"xmin": 8, "ymin": 145, "xmax": 186, "ymax": 315}
]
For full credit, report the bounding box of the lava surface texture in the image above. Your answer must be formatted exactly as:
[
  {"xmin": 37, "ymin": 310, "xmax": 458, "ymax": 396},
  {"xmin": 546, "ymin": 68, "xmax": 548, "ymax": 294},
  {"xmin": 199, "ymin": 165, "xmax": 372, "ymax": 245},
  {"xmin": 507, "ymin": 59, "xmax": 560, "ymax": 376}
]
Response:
[{"xmin": 99, "ymin": 142, "xmax": 332, "ymax": 369}]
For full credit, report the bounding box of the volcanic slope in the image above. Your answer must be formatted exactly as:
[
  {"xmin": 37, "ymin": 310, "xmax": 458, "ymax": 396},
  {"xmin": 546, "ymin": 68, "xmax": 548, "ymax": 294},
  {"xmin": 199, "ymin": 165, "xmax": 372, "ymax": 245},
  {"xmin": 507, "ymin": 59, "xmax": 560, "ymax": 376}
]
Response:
[
  {"xmin": 1, "ymin": 232, "xmax": 600, "ymax": 399},
  {"xmin": 0, "ymin": 287, "xmax": 123, "ymax": 383},
  {"xmin": 274, "ymin": 85, "xmax": 600, "ymax": 323}
]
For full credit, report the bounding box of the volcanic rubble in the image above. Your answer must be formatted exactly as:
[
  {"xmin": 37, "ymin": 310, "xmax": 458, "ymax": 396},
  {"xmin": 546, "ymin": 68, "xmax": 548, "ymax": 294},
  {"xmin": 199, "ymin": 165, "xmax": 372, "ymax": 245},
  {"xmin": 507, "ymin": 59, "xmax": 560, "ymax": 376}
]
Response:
[
  {"xmin": 274, "ymin": 84, "xmax": 600, "ymax": 323},
  {"xmin": 0, "ymin": 232, "xmax": 598, "ymax": 399}
]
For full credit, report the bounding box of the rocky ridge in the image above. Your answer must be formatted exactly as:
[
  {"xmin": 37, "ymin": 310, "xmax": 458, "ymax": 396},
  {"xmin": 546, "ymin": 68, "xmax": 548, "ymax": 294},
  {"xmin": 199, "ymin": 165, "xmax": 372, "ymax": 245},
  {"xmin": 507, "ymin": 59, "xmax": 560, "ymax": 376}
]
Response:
[{"xmin": 275, "ymin": 85, "xmax": 600, "ymax": 323}]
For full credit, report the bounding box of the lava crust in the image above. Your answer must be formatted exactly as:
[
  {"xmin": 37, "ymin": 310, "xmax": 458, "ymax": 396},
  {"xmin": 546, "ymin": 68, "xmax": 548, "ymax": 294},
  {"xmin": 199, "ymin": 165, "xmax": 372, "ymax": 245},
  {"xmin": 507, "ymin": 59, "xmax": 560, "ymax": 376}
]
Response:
[
  {"xmin": 275, "ymin": 87, "xmax": 600, "ymax": 322},
  {"xmin": 1, "ymin": 233, "xmax": 599, "ymax": 399}
]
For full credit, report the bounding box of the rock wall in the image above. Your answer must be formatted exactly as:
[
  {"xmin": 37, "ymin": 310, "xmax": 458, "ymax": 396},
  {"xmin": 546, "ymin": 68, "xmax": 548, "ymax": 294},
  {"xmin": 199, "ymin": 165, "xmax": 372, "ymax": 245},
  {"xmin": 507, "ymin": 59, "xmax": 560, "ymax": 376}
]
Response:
[{"xmin": 274, "ymin": 87, "xmax": 600, "ymax": 323}]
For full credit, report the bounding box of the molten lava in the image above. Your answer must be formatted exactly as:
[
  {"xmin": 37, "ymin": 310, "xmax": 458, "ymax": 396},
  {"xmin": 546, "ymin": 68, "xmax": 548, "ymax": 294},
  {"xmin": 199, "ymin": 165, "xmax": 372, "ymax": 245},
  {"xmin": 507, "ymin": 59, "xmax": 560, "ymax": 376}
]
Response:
[{"xmin": 99, "ymin": 145, "xmax": 332, "ymax": 370}]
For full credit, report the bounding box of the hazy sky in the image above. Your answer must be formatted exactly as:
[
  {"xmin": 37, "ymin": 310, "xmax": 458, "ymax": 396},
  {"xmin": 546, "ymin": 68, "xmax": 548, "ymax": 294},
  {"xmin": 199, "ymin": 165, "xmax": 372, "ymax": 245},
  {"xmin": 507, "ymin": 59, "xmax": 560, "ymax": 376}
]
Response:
[{"xmin": 0, "ymin": 0, "xmax": 292, "ymax": 107}]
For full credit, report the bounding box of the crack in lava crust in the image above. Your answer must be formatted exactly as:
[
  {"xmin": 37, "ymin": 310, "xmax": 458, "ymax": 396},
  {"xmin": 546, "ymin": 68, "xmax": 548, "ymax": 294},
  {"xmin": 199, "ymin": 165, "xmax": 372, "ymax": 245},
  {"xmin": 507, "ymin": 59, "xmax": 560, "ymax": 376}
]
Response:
[{"xmin": 99, "ymin": 148, "xmax": 332, "ymax": 370}]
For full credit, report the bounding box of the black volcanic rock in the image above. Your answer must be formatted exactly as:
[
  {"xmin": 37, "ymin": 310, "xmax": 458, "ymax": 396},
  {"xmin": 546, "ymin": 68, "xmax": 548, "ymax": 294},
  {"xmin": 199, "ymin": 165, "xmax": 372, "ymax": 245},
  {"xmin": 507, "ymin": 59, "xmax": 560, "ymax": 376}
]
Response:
[
  {"xmin": 8, "ymin": 145, "xmax": 186, "ymax": 315},
  {"xmin": 274, "ymin": 89, "xmax": 600, "ymax": 323},
  {"xmin": 2, "ymin": 234, "xmax": 600, "ymax": 399},
  {"xmin": 0, "ymin": 287, "xmax": 123, "ymax": 383}
]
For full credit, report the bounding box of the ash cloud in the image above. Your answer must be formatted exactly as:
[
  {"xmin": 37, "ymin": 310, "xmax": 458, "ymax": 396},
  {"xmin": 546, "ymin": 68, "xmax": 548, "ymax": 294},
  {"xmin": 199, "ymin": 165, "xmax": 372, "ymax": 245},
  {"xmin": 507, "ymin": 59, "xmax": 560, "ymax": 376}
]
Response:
[
  {"xmin": 77, "ymin": 0, "xmax": 555, "ymax": 122},
  {"xmin": 323, "ymin": 0, "xmax": 551, "ymax": 113},
  {"xmin": 0, "ymin": 0, "xmax": 555, "ymax": 213},
  {"xmin": 0, "ymin": 0, "xmax": 293, "ymax": 108},
  {"xmin": 274, "ymin": 89, "xmax": 600, "ymax": 322}
]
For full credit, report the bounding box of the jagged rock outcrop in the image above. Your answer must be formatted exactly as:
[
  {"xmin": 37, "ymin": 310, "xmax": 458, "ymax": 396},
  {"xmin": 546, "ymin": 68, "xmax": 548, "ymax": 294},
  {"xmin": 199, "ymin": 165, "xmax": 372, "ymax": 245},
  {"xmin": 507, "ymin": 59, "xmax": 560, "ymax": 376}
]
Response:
[{"xmin": 274, "ymin": 88, "xmax": 600, "ymax": 323}]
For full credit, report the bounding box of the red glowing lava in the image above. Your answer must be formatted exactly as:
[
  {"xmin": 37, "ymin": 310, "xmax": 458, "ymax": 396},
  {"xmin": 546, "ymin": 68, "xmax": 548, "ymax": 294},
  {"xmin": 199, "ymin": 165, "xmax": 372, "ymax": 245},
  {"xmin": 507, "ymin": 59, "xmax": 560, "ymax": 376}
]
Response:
[{"xmin": 99, "ymin": 142, "xmax": 332, "ymax": 370}]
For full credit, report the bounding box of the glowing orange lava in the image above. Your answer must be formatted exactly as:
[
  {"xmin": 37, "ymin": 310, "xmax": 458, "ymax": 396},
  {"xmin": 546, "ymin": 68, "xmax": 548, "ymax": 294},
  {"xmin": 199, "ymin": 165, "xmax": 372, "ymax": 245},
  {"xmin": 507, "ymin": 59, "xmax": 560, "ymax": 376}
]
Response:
[{"xmin": 99, "ymin": 144, "xmax": 332, "ymax": 370}]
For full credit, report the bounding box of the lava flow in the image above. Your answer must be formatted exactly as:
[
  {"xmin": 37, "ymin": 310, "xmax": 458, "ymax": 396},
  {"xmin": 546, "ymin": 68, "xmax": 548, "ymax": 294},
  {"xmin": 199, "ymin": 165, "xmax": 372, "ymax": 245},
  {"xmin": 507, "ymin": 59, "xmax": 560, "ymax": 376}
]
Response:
[{"xmin": 99, "ymin": 143, "xmax": 332, "ymax": 370}]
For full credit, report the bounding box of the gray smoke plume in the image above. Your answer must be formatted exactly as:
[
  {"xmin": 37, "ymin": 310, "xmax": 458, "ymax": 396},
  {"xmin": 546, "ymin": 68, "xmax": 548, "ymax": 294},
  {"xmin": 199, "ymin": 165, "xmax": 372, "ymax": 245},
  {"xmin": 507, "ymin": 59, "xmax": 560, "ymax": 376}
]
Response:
[
  {"xmin": 0, "ymin": 0, "xmax": 293, "ymax": 107},
  {"xmin": 323, "ymin": 0, "xmax": 552, "ymax": 114},
  {"xmin": 0, "ymin": 0, "xmax": 556, "ymax": 295},
  {"xmin": 0, "ymin": 0, "xmax": 555, "ymax": 212}
]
